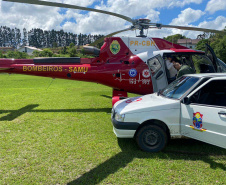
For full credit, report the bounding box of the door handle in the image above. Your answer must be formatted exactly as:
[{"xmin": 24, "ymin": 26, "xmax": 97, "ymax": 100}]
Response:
[
  {"xmin": 156, "ymin": 70, "xmax": 163, "ymax": 79},
  {"xmin": 218, "ymin": 112, "xmax": 226, "ymax": 118}
]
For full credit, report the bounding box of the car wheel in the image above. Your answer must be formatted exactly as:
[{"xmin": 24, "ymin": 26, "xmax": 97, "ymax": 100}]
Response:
[{"xmin": 136, "ymin": 125, "xmax": 168, "ymax": 152}]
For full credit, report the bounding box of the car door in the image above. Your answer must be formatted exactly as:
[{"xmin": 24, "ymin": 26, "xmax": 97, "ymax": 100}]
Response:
[
  {"xmin": 181, "ymin": 78, "xmax": 226, "ymax": 149},
  {"xmin": 147, "ymin": 54, "xmax": 168, "ymax": 92}
]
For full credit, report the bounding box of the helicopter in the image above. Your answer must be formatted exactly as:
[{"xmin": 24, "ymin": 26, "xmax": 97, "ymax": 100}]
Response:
[{"xmin": 1, "ymin": 0, "xmax": 226, "ymax": 106}]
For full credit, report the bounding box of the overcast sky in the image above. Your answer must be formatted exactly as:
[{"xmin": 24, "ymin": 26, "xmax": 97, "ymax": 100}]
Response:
[{"xmin": 0, "ymin": 0, "xmax": 226, "ymax": 39}]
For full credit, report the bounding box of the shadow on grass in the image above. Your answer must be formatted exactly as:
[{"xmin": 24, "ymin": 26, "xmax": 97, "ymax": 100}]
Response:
[
  {"xmin": 68, "ymin": 138, "xmax": 226, "ymax": 185},
  {"xmin": 0, "ymin": 104, "xmax": 39, "ymax": 121},
  {"xmin": 100, "ymin": 95, "xmax": 112, "ymax": 99},
  {"xmin": 0, "ymin": 104, "xmax": 111, "ymax": 121}
]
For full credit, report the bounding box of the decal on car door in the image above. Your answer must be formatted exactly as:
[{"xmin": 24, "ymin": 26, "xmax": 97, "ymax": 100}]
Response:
[{"xmin": 189, "ymin": 112, "xmax": 207, "ymax": 132}]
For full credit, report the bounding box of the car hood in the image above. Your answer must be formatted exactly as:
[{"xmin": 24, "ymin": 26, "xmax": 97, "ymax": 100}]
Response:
[{"xmin": 114, "ymin": 93, "xmax": 180, "ymax": 114}]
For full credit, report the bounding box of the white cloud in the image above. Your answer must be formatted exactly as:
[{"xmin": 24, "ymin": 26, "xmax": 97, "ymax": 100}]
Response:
[
  {"xmin": 183, "ymin": 16, "xmax": 226, "ymax": 38},
  {"xmin": 148, "ymin": 15, "xmax": 226, "ymax": 39},
  {"xmin": 61, "ymin": 0, "xmax": 202, "ymax": 36},
  {"xmin": 62, "ymin": 0, "xmax": 162, "ymax": 35},
  {"xmin": 170, "ymin": 8, "xmax": 205, "ymax": 25},
  {"xmin": 63, "ymin": 0, "xmax": 97, "ymax": 7},
  {"xmin": 168, "ymin": 0, "xmax": 203, "ymax": 8},
  {"xmin": 198, "ymin": 16, "xmax": 226, "ymax": 30},
  {"xmin": 0, "ymin": 0, "xmax": 203, "ymax": 33},
  {"xmin": 142, "ymin": 7, "xmax": 225, "ymax": 39},
  {"xmin": 0, "ymin": 0, "xmax": 98, "ymax": 31},
  {"xmin": 205, "ymin": 0, "xmax": 226, "ymax": 14},
  {"xmin": 0, "ymin": 0, "xmax": 63, "ymax": 31}
]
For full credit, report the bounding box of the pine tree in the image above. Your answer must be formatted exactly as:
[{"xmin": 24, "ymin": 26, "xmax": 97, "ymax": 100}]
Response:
[
  {"xmin": 15, "ymin": 28, "xmax": 21, "ymax": 48},
  {"xmin": 23, "ymin": 28, "xmax": 28, "ymax": 46},
  {"xmin": 0, "ymin": 27, "xmax": 3, "ymax": 47}
]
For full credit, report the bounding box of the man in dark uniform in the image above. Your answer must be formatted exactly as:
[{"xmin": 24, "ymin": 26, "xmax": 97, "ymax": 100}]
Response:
[{"xmin": 173, "ymin": 62, "xmax": 195, "ymax": 78}]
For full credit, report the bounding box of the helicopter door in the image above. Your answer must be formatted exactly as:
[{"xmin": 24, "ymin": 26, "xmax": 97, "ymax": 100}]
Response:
[
  {"xmin": 147, "ymin": 55, "xmax": 168, "ymax": 92},
  {"xmin": 205, "ymin": 44, "xmax": 219, "ymax": 72}
]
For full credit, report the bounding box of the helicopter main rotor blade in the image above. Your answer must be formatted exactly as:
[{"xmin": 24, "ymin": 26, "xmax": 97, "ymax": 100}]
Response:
[
  {"xmin": 146, "ymin": 23, "xmax": 225, "ymax": 34},
  {"xmin": 161, "ymin": 24, "xmax": 225, "ymax": 34},
  {"xmin": 89, "ymin": 28, "xmax": 133, "ymax": 46},
  {"xmin": 3, "ymin": 0, "xmax": 133, "ymax": 23}
]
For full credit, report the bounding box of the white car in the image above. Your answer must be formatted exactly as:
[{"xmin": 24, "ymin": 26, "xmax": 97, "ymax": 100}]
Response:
[{"xmin": 111, "ymin": 73, "xmax": 226, "ymax": 152}]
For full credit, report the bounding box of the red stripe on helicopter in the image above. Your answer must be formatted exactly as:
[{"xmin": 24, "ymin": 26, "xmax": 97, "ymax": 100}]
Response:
[{"xmin": 152, "ymin": 38, "xmax": 189, "ymax": 50}]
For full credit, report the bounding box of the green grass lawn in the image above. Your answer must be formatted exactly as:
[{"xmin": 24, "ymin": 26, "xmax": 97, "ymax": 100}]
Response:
[{"xmin": 0, "ymin": 74, "xmax": 226, "ymax": 184}]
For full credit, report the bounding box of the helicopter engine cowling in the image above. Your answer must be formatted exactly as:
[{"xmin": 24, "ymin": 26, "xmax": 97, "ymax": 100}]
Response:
[{"xmin": 83, "ymin": 46, "xmax": 100, "ymax": 56}]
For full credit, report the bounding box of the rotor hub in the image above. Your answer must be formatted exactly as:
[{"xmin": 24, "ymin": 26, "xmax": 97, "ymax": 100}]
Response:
[
  {"xmin": 132, "ymin": 19, "xmax": 151, "ymax": 37},
  {"xmin": 133, "ymin": 19, "xmax": 151, "ymax": 28}
]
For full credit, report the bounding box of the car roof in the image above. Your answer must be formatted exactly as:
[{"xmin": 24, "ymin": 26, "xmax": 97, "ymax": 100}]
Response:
[{"xmin": 184, "ymin": 73, "xmax": 226, "ymax": 78}]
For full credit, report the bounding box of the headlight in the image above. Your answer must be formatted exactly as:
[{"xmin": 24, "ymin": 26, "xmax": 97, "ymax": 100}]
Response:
[
  {"xmin": 115, "ymin": 112, "xmax": 125, "ymax": 122},
  {"xmin": 111, "ymin": 108, "xmax": 115, "ymax": 119}
]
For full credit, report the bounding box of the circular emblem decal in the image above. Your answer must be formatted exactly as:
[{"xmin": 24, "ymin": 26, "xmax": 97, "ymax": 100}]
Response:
[
  {"xmin": 129, "ymin": 69, "xmax": 137, "ymax": 77},
  {"xmin": 142, "ymin": 69, "xmax": 150, "ymax": 78},
  {"xmin": 110, "ymin": 40, "xmax": 120, "ymax": 55}
]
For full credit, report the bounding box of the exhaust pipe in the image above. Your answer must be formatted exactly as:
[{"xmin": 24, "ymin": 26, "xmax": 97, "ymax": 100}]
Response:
[{"xmin": 83, "ymin": 46, "xmax": 100, "ymax": 56}]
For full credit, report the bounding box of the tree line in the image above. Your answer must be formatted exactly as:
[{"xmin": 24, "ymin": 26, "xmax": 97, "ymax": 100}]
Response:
[{"xmin": 0, "ymin": 26, "xmax": 104, "ymax": 48}]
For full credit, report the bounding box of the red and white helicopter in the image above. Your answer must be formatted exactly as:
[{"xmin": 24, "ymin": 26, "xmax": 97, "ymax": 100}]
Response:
[{"xmin": 1, "ymin": 0, "xmax": 226, "ymax": 105}]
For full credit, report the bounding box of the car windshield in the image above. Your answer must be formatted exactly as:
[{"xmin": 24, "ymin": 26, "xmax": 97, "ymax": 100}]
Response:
[{"xmin": 160, "ymin": 76, "xmax": 199, "ymax": 99}]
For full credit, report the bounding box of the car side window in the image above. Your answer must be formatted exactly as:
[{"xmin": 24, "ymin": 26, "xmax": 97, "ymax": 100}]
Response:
[{"xmin": 190, "ymin": 80, "xmax": 226, "ymax": 107}]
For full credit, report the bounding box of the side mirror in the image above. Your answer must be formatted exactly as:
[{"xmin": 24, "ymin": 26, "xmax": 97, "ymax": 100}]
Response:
[{"xmin": 183, "ymin": 97, "xmax": 190, "ymax": 105}]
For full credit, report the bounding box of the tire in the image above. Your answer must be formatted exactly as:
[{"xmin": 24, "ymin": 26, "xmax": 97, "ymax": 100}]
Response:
[{"xmin": 136, "ymin": 125, "xmax": 168, "ymax": 152}]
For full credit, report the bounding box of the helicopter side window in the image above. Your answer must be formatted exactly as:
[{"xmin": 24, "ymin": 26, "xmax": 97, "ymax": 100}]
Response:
[
  {"xmin": 191, "ymin": 55, "xmax": 215, "ymax": 73},
  {"xmin": 148, "ymin": 57, "xmax": 162, "ymax": 75}
]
